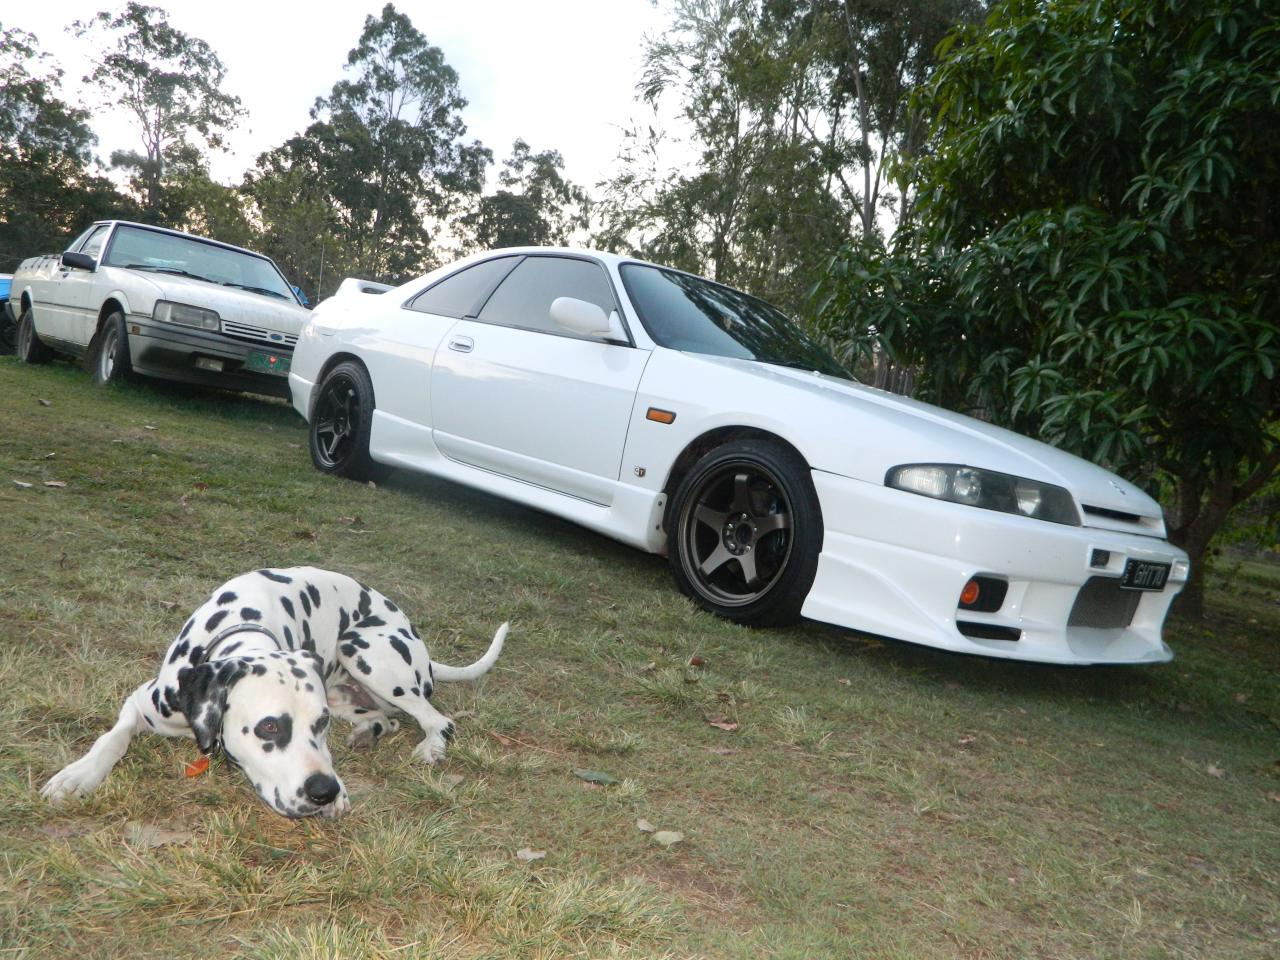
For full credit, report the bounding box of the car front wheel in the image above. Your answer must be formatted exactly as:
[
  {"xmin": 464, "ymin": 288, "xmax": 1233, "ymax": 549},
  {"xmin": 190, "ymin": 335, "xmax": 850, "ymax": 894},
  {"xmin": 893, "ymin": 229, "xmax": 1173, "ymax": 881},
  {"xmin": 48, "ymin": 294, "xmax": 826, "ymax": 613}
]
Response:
[
  {"xmin": 667, "ymin": 438, "xmax": 823, "ymax": 626},
  {"xmin": 16, "ymin": 307, "xmax": 50, "ymax": 364},
  {"xmin": 309, "ymin": 360, "xmax": 384, "ymax": 481},
  {"xmin": 93, "ymin": 312, "xmax": 132, "ymax": 385}
]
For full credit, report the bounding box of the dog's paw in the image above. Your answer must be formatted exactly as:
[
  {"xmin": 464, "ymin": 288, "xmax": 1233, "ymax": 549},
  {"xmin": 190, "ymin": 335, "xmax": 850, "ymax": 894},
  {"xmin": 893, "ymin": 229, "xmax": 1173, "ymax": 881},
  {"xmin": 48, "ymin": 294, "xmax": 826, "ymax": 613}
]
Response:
[
  {"xmin": 40, "ymin": 758, "xmax": 107, "ymax": 802},
  {"xmin": 346, "ymin": 727, "xmax": 378, "ymax": 751},
  {"xmin": 322, "ymin": 789, "xmax": 352, "ymax": 818},
  {"xmin": 410, "ymin": 732, "xmax": 448, "ymax": 765}
]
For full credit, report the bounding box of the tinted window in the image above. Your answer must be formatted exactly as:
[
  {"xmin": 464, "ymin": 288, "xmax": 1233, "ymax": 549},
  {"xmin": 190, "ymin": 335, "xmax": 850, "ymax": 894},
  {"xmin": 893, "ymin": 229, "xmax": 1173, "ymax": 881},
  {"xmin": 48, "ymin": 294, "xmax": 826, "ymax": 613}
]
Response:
[
  {"xmin": 478, "ymin": 256, "xmax": 616, "ymax": 335},
  {"xmin": 79, "ymin": 225, "xmax": 111, "ymax": 260},
  {"xmin": 407, "ymin": 256, "xmax": 518, "ymax": 318},
  {"xmin": 620, "ymin": 264, "xmax": 848, "ymax": 378}
]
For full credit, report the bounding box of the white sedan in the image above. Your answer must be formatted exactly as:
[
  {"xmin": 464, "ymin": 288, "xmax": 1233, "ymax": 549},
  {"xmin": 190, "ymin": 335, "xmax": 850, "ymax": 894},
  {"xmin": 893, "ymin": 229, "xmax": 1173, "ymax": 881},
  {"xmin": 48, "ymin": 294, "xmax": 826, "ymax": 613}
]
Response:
[{"xmin": 289, "ymin": 249, "xmax": 1189, "ymax": 665}]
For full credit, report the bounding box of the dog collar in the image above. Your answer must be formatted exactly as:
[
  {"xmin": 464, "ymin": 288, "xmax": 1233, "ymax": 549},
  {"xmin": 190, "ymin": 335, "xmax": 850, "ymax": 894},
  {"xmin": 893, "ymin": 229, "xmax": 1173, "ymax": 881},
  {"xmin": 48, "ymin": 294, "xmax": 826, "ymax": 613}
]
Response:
[{"xmin": 199, "ymin": 623, "xmax": 281, "ymax": 664}]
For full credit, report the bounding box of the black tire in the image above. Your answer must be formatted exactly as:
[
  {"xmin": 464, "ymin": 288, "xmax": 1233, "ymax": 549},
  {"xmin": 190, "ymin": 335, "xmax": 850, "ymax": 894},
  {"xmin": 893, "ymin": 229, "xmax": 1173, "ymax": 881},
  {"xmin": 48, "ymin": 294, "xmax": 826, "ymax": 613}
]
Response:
[
  {"xmin": 15, "ymin": 306, "xmax": 51, "ymax": 364},
  {"xmin": 0, "ymin": 308, "xmax": 16, "ymax": 355},
  {"xmin": 309, "ymin": 360, "xmax": 385, "ymax": 481},
  {"xmin": 667, "ymin": 438, "xmax": 823, "ymax": 626},
  {"xmin": 92, "ymin": 312, "xmax": 132, "ymax": 385}
]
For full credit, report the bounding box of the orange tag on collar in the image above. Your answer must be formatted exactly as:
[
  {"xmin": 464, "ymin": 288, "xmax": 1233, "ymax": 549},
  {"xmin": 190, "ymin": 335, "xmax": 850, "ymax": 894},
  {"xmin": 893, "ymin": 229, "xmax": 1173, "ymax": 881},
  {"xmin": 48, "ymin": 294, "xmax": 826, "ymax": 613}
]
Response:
[{"xmin": 185, "ymin": 756, "xmax": 210, "ymax": 778}]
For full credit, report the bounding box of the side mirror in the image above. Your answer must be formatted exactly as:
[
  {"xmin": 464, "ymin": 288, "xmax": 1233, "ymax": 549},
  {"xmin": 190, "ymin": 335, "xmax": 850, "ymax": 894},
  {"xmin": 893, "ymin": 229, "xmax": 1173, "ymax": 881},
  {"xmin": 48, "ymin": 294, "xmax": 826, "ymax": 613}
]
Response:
[
  {"xmin": 549, "ymin": 297, "xmax": 627, "ymax": 342},
  {"xmin": 61, "ymin": 251, "xmax": 97, "ymax": 271}
]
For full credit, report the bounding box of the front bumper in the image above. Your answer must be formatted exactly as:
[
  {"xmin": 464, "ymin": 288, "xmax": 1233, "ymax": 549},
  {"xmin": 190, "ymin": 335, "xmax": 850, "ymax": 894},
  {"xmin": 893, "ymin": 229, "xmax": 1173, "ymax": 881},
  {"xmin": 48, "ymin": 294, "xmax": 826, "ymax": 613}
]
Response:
[
  {"xmin": 801, "ymin": 471, "xmax": 1188, "ymax": 665},
  {"xmin": 126, "ymin": 315, "xmax": 293, "ymax": 398}
]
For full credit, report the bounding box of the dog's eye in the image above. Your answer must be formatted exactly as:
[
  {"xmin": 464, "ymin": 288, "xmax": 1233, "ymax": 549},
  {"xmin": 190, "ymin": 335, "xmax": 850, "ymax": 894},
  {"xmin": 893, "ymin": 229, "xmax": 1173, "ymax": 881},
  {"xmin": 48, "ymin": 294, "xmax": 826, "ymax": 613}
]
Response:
[{"xmin": 255, "ymin": 718, "xmax": 280, "ymax": 738}]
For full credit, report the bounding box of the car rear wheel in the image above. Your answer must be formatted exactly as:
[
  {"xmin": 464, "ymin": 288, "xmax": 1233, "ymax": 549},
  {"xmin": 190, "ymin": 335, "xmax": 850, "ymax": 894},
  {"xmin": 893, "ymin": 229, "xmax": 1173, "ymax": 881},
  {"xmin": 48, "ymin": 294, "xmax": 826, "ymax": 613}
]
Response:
[
  {"xmin": 92, "ymin": 312, "xmax": 132, "ymax": 385},
  {"xmin": 667, "ymin": 438, "xmax": 823, "ymax": 626},
  {"xmin": 16, "ymin": 307, "xmax": 50, "ymax": 364},
  {"xmin": 309, "ymin": 360, "xmax": 385, "ymax": 481}
]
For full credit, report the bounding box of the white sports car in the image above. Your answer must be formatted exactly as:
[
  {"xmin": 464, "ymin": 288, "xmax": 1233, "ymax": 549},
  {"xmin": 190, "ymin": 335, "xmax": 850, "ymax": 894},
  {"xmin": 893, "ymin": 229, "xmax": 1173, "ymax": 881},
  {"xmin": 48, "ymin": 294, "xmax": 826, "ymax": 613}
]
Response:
[{"xmin": 289, "ymin": 248, "xmax": 1189, "ymax": 665}]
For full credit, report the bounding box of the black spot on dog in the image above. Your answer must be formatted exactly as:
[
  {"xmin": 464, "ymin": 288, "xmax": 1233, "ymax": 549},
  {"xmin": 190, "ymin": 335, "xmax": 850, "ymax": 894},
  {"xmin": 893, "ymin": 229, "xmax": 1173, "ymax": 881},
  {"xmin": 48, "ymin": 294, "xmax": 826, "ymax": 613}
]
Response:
[
  {"xmin": 291, "ymin": 666, "xmax": 307, "ymax": 679},
  {"xmin": 305, "ymin": 682, "xmax": 314, "ymax": 692},
  {"xmin": 302, "ymin": 620, "xmax": 313, "ymax": 648},
  {"xmin": 187, "ymin": 645, "xmax": 205, "ymax": 664},
  {"xmin": 409, "ymin": 687, "xmax": 419, "ymax": 697},
  {"xmin": 220, "ymin": 641, "xmax": 243, "ymax": 657},
  {"xmin": 205, "ymin": 610, "xmax": 230, "ymax": 632},
  {"xmin": 263, "ymin": 742, "xmax": 275, "ymax": 752},
  {"xmin": 300, "ymin": 591, "xmax": 312, "ymax": 617},
  {"xmin": 307, "ymin": 584, "xmax": 321, "ymax": 608},
  {"xmin": 217, "ymin": 591, "xmax": 237, "ymax": 605},
  {"xmin": 254, "ymin": 713, "xmax": 293, "ymax": 750},
  {"xmin": 311, "ymin": 712, "xmax": 329, "ymax": 736},
  {"xmin": 151, "ymin": 688, "xmax": 162, "ymax": 709},
  {"xmin": 355, "ymin": 657, "xmax": 372, "ymax": 675},
  {"xmin": 357, "ymin": 615, "xmax": 386, "ymax": 629},
  {"xmin": 441, "ymin": 722, "xmax": 455, "ymax": 743},
  {"xmin": 384, "ymin": 598, "xmax": 399, "ymax": 613},
  {"xmin": 338, "ymin": 608, "xmax": 350, "ymax": 633},
  {"xmin": 145, "ymin": 715, "xmax": 154, "ymax": 727},
  {"xmin": 357, "ymin": 591, "xmax": 372, "ymax": 620},
  {"xmin": 240, "ymin": 607, "xmax": 263, "ymax": 622},
  {"xmin": 393, "ymin": 686, "xmax": 404, "ymax": 697},
  {"xmin": 283, "ymin": 625, "xmax": 294, "ymax": 649},
  {"xmin": 242, "ymin": 726, "xmax": 250, "ymax": 734},
  {"xmin": 340, "ymin": 643, "xmax": 357, "ymax": 658},
  {"xmin": 280, "ymin": 596, "xmax": 295, "ymax": 619},
  {"xmin": 179, "ymin": 617, "xmax": 195, "ymax": 640},
  {"xmin": 389, "ymin": 636, "xmax": 413, "ymax": 666},
  {"xmin": 372, "ymin": 721, "xmax": 384, "ymax": 737},
  {"xmin": 251, "ymin": 663, "xmax": 267, "ymax": 676},
  {"xmin": 169, "ymin": 639, "xmax": 190, "ymax": 664},
  {"xmin": 259, "ymin": 569, "xmax": 293, "ymax": 584}
]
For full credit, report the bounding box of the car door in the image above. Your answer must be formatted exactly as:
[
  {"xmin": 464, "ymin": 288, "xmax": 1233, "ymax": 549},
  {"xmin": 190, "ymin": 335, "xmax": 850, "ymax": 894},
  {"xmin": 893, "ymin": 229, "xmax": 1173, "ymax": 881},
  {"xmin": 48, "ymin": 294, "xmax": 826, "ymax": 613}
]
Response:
[
  {"xmin": 430, "ymin": 255, "xmax": 651, "ymax": 506},
  {"xmin": 37, "ymin": 223, "xmax": 111, "ymax": 347}
]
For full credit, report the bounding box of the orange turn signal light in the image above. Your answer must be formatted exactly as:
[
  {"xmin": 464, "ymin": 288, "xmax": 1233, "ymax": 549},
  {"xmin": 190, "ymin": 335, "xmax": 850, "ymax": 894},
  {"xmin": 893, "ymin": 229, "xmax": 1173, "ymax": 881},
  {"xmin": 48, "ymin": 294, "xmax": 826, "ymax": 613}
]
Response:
[
  {"xmin": 646, "ymin": 407, "xmax": 676, "ymax": 424},
  {"xmin": 959, "ymin": 579, "xmax": 981, "ymax": 607}
]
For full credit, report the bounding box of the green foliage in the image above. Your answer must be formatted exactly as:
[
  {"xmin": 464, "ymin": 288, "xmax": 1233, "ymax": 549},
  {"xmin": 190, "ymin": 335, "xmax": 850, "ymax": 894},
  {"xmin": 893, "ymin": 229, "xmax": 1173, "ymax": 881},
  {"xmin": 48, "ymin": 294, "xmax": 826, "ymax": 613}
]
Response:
[
  {"xmin": 815, "ymin": 0, "xmax": 1280, "ymax": 608},
  {"xmin": 0, "ymin": 25, "xmax": 136, "ymax": 271},
  {"xmin": 458, "ymin": 139, "xmax": 590, "ymax": 251},
  {"xmin": 74, "ymin": 3, "xmax": 243, "ymax": 218}
]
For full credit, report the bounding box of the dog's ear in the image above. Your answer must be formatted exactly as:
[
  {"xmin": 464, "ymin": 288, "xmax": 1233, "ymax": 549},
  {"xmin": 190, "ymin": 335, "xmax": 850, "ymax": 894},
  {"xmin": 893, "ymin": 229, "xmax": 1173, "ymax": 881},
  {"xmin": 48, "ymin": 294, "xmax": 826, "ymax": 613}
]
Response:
[{"xmin": 176, "ymin": 661, "xmax": 247, "ymax": 755}]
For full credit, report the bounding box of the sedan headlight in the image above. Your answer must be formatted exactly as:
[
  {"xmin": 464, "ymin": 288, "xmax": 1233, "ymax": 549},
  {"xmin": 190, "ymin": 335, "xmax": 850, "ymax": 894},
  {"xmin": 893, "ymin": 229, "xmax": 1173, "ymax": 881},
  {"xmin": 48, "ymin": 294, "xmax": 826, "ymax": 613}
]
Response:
[
  {"xmin": 886, "ymin": 464, "xmax": 1081, "ymax": 526},
  {"xmin": 153, "ymin": 300, "xmax": 220, "ymax": 331}
]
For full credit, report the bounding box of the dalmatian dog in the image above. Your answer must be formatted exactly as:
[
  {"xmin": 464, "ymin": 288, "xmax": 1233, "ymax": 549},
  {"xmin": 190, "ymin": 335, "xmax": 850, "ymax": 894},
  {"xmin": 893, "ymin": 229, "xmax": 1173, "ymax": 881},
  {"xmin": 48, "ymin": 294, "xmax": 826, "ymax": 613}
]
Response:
[{"xmin": 41, "ymin": 567, "xmax": 507, "ymax": 818}]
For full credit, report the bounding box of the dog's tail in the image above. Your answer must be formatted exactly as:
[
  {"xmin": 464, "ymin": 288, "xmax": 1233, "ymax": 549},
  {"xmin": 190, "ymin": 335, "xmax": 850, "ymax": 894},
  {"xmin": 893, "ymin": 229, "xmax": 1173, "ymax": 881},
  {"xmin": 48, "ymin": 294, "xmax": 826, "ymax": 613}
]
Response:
[{"xmin": 431, "ymin": 622, "xmax": 508, "ymax": 683}]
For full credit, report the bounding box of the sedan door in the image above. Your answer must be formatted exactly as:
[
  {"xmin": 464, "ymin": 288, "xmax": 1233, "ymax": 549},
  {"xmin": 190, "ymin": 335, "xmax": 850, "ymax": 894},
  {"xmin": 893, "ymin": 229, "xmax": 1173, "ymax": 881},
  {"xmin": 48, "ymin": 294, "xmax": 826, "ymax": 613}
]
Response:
[
  {"xmin": 37, "ymin": 223, "xmax": 112, "ymax": 347},
  {"xmin": 430, "ymin": 255, "xmax": 651, "ymax": 506}
]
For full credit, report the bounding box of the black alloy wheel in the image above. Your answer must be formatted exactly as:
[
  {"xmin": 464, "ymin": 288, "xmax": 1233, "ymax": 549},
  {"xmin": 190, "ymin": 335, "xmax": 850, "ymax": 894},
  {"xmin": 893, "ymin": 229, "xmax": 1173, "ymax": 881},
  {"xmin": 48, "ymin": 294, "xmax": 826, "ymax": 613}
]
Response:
[
  {"xmin": 309, "ymin": 360, "xmax": 384, "ymax": 481},
  {"xmin": 667, "ymin": 438, "xmax": 822, "ymax": 626}
]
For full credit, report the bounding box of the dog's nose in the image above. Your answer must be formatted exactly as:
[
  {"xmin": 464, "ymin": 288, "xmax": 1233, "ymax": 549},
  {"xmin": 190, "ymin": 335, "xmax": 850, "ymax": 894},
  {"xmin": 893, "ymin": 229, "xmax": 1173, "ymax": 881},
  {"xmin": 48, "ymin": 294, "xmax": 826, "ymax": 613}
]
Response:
[{"xmin": 303, "ymin": 772, "xmax": 341, "ymax": 806}]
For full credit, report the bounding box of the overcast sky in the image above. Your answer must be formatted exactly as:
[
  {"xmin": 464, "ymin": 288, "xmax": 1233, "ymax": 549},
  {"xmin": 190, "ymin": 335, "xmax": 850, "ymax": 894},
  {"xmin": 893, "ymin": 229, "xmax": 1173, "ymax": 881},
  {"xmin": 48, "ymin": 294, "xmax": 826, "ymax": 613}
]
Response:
[{"xmin": 10, "ymin": 0, "xmax": 674, "ymax": 193}]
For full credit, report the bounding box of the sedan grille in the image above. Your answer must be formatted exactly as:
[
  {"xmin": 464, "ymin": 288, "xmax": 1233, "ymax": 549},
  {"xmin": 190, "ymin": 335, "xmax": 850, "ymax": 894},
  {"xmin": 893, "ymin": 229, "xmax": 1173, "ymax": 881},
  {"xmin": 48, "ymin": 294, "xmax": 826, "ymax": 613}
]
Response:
[
  {"xmin": 220, "ymin": 319, "xmax": 297, "ymax": 349},
  {"xmin": 1080, "ymin": 504, "xmax": 1164, "ymax": 537},
  {"xmin": 1067, "ymin": 576, "xmax": 1141, "ymax": 629}
]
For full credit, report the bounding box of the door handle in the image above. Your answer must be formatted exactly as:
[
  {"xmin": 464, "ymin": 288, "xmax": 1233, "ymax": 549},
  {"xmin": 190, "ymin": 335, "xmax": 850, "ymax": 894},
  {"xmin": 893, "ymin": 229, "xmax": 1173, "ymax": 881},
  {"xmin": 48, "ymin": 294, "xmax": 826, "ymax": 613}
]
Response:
[{"xmin": 448, "ymin": 335, "xmax": 474, "ymax": 353}]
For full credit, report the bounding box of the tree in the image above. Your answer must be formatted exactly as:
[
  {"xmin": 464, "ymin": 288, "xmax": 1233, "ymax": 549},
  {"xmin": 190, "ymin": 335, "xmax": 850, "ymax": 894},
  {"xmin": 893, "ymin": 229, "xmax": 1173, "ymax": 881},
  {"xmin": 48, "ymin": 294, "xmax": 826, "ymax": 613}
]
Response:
[
  {"xmin": 0, "ymin": 26, "xmax": 134, "ymax": 270},
  {"xmin": 250, "ymin": 4, "xmax": 487, "ymax": 284},
  {"xmin": 459, "ymin": 139, "xmax": 589, "ymax": 251},
  {"xmin": 815, "ymin": 0, "xmax": 1280, "ymax": 614},
  {"xmin": 595, "ymin": 0, "xmax": 982, "ymax": 316},
  {"xmin": 73, "ymin": 2, "xmax": 243, "ymax": 218}
]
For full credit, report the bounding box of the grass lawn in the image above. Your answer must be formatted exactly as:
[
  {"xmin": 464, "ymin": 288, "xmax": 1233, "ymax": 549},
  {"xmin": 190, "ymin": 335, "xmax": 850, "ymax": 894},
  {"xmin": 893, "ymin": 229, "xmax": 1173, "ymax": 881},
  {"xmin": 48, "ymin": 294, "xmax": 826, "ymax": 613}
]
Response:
[{"xmin": 1, "ymin": 357, "xmax": 1277, "ymax": 959}]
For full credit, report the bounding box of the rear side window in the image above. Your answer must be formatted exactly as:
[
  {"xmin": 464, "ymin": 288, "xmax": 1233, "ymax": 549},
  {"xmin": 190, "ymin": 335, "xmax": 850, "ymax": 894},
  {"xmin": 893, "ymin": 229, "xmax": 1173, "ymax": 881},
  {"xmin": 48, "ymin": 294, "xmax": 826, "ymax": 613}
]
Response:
[
  {"xmin": 406, "ymin": 256, "xmax": 519, "ymax": 318},
  {"xmin": 477, "ymin": 256, "xmax": 616, "ymax": 335}
]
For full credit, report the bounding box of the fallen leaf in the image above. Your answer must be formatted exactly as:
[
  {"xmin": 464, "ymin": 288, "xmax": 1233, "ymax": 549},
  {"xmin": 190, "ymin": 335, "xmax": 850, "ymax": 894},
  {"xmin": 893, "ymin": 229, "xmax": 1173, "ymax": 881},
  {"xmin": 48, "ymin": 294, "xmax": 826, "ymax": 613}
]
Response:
[
  {"xmin": 572, "ymin": 768, "xmax": 618, "ymax": 785},
  {"xmin": 837, "ymin": 678, "xmax": 850, "ymax": 686},
  {"xmin": 451, "ymin": 709, "xmax": 476, "ymax": 721},
  {"xmin": 1267, "ymin": 793, "xmax": 1280, "ymax": 804},
  {"xmin": 366, "ymin": 480, "xmax": 377, "ymax": 489},
  {"xmin": 193, "ymin": 482, "xmax": 208, "ymax": 491},
  {"xmin": 1234, "ymin": 693, "xmax": 1249, "ymax": 704},
  {"xmin": 294, "ymin": 530, "xmax": 317, "ymax": 541},
  {"xmin": 12, "ymin": 480, "xmax": 33, "ymax": 489},
  {"xmin": 441, "ymin": 773, "xmax": 465, "ymax": 789},
  {"xmin": 958, "ymin": 734, "xmax": 977, "ymax": 746},
  {"xmin": 125, "ymin": 822, "xmax": 195, "ymax": 848},
  {"xmin": 688, "ymin": 655, "xmax": 706, "ymax": 668},
  {"xmin": 143, "ymin": 424, "xmax": 157, "ymax": 431},
  {"xmin": 639, "ymin": 661, "xmax": 657, "ymax": 673},
  {"xmin": 1206, "ymin": 763, "xmax": 1226, "ymax": 779},
  {"xmin": 38, "ymin": 398, "xmax": 51, "ymax": 407},
  {"xmin": 708, "ymin": 746, "xmax": 738, "ymax": 756},
  {"xmin": 516, "ymin": 847, "xmax": 546, "ymax": 862},
  {"xmin": 707, "ymin": 716, "xmax": 739, "ymax": 732},
  {"xmin": 636, "ymin": 818, "xmax": 657, "ymax": 833},
  {"xmin": 652, "ymin": 830, "xmax": 684, "ymax": 848},
  {"xmin": 42, "ymin": 452, "xmax": 56, "ymax": 460}
]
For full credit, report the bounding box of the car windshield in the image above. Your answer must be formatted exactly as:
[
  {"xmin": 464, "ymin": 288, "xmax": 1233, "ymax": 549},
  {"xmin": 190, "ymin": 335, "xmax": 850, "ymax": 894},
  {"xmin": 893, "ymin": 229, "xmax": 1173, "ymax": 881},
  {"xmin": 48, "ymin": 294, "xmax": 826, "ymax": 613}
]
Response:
[
  {"xmin": 619, "ymin": 264, "xmax": 849, "ymax": 379},
  {"xmin": 101, "ymin": 225, "xmax": 296, "ymax": 301}
]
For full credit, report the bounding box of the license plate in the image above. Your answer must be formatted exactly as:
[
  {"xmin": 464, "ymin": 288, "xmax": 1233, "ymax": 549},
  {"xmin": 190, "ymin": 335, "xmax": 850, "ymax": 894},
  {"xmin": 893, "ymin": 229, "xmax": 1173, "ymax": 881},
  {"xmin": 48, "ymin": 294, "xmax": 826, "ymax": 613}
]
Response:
[
  {"xmin": 246, "ymin": 351, "xmax": 291, "ymax": 376},
  {"xmin": 1120, "ymin": 559, "xmax": 1170, "ymax": 591}
]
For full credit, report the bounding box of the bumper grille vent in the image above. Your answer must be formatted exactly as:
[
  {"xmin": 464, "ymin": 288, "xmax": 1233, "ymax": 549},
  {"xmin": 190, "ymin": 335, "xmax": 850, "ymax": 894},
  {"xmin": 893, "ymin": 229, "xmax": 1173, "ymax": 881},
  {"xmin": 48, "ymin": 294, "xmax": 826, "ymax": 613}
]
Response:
[{"xmin": 1068, "ymin": 577, "xmax": 1140, "ymax": 629}]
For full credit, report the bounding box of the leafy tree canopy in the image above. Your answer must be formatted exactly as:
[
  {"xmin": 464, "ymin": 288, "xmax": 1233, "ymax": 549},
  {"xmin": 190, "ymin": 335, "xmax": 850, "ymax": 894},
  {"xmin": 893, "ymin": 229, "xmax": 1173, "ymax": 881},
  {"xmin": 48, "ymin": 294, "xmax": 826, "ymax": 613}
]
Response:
[
  {"xmin": 815, "ymin": 0, "xmax": 1280, "ymax": 611},
  {"xmin": 459, "ymin": 139, "xmax": 590, "ymax": 251}
]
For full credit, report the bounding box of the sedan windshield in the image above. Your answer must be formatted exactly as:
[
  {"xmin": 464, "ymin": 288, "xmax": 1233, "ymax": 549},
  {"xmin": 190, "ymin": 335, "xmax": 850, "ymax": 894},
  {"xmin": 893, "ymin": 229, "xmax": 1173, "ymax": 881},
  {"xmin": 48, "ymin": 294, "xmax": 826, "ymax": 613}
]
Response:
[
  {"xmin": 619, "ymin": 264, "xmax": 849, "ymax": 379},
  {"xmin": 101, "ymin": 225, "xmax": 296, "ymax": 301}
]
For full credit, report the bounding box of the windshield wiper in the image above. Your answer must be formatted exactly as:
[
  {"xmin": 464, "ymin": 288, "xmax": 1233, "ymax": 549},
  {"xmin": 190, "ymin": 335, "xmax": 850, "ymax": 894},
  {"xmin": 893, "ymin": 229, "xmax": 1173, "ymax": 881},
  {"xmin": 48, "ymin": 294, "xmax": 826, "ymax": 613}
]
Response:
[
  {"xmin": 220, "ymin": 281, "xmax": 289, "ymax": 300},
  {"xmin": 122, "ymin": 264, "xmax": 214, "ymax": 283}
]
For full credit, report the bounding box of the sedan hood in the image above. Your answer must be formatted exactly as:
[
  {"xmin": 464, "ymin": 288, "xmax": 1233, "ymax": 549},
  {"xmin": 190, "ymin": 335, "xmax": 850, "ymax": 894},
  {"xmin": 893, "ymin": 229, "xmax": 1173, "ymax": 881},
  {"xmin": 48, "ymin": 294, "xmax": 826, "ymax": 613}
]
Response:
[
  {"xmin": 143, "ymin": 273, "xmax": 308, "ymax": 334},
  {"xmin": 679, "ymin": 354, "xmax": 1165, "ymax": 530}
]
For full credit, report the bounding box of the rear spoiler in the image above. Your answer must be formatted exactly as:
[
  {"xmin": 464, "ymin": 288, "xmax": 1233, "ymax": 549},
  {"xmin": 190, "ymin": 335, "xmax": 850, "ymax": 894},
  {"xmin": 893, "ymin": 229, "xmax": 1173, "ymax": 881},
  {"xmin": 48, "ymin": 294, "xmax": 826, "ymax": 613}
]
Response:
[{"xmin": 335, "ymin": 277, "xmax": 393, "ymax": 296}]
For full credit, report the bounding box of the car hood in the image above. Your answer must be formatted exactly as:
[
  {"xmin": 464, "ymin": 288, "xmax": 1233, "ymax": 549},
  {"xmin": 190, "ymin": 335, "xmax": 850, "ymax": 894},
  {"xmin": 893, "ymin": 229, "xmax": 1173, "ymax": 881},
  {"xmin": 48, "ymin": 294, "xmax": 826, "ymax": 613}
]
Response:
[
  {"xmin": 681, "ymin": 354, "xmax": 1165, "ymax": 528},
  {"xmin": 136, "ymin": 272, "xmax": 308, "ymax": 333}
]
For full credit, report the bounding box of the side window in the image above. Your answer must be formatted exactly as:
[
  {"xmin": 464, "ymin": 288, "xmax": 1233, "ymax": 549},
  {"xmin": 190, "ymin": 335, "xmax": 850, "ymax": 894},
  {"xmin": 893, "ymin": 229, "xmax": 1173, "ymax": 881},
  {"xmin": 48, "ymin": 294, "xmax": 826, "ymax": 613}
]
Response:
[
  {"xmin": 406, "ymin": 256, "xmax": 519, "ymax": 318},
  {"xmin": 78, "ymin": 225, "xmax": 112, "ymax": 260},
  {"xmin": 477, "ymin": 256, "xmax": 616, "ymax": 335}
]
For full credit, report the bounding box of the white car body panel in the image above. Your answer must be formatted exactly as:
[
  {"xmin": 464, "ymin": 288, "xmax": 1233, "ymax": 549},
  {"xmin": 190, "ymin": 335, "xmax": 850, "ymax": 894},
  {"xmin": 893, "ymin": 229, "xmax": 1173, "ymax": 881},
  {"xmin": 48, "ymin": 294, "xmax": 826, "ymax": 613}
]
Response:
[{"xmin": 291, "ymin": 247, "xmax": 1188, "ymax": 665}]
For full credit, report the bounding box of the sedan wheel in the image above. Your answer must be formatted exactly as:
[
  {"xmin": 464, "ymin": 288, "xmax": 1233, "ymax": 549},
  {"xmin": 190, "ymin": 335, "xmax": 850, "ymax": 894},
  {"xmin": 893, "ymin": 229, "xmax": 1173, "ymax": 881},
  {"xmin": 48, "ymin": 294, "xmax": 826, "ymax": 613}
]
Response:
[
  {"xmin": 309, "ymin": 360, "xmax": 384, "ymax": 481},
  {"xmin": 16, "ymin": 308, "xmax": 50, "ymax": 364},
  {"xmin": 668, "ymin": 439, "xmax": 822, "ymax": 626},
  {"xmin": 93, "ymin": 312, "xmax": 132, "ymax": 385}
]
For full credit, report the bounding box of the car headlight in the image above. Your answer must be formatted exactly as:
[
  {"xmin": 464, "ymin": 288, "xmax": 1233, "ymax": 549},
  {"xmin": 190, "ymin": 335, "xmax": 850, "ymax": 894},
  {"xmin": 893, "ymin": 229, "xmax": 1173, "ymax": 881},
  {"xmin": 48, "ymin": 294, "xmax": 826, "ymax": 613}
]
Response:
[
  {"xmin": 886, "ymin": 464, "xmax": 1081, "ymax": 526},
  {"xmin": 153, "ymin": 300, "xmax": 220, "ymax": 330}
]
